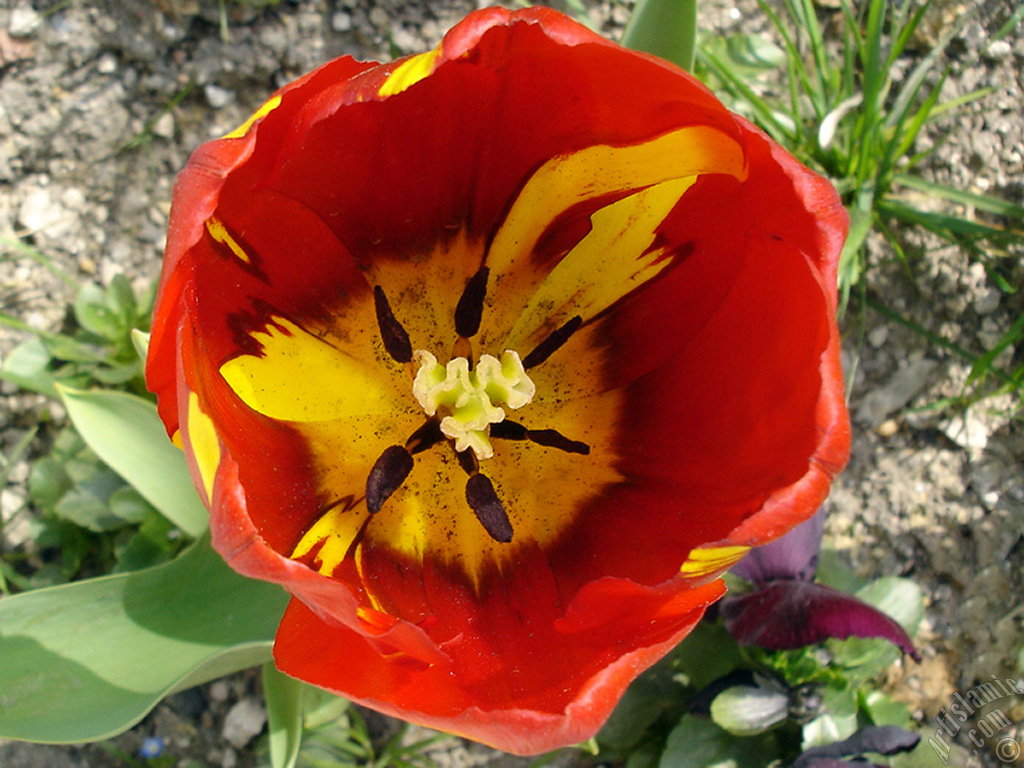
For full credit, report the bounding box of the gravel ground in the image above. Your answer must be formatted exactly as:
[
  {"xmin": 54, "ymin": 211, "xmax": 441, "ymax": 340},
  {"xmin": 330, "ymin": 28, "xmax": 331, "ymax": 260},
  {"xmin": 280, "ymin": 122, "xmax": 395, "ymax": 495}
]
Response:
[{"xmin": 1, "ymin": 1, "xmax": 1022, "ymax": 766}]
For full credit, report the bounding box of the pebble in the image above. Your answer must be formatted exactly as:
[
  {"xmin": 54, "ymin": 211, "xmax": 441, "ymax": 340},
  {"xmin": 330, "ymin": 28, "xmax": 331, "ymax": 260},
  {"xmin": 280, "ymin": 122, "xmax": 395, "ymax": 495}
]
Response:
[
  {"xmin": 875, "ymin": 419, "xmax": 899, "ymax": 438},
  {"xmin": 204, "ymin": 84, "xmax": 236, "ymax": 109},
  {"xmin": 221, "ymin": 698, "xmax": 266, "ymax": 749},
  {"xmin": 152, "ymin": 111, "xmax": 175, "ymax": 139},
  {"xmin": 983, "ymin": 40, "xmax": 1012, "ymax": 60},
  {"xmin": 854, "ymin": 351, "xmax": 938, "ymax": 426},
  {"xmin": 940, "ymin": 411, "xmax": 989, "ymax": 453},
  {"xmin": 368, "ymin": 6, "xmax": 389, "ymax": 28},
  {"xmin": 8, "ymin": 6, "xmax": 42, "ymax": 38},
  {"xmin": 96, "ymin": 52, "xmax": 118, "ymax": 74},
  {"xmin": 331, "ymin": 11, "xmax": 353, "ymax": 32},
  {"xmin": 867, "ymin": 324, "xmax": 889, "ymax": 349},
  {"xmin": 209, "ymin": 681, "xmax": 230, "ymax": 702},
  {"xmin": 972, "ymin": 287, "xmax": 1001, "ymax": 315}
]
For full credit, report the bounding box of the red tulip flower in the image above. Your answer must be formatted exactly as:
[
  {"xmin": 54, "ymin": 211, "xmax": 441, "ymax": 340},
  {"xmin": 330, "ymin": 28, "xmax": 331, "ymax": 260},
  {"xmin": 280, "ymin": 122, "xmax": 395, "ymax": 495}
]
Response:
[{"xmin": 146, "ymin": 7, "xmax": 849, "ymax": 755}]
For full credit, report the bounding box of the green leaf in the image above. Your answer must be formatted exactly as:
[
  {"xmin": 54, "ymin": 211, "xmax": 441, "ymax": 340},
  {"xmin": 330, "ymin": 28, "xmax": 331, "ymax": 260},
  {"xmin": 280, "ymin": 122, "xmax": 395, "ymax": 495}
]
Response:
[
  {"xmin": 108, "ymin": 486, "xmax": 160, "ymax": 526},
  {"xmin": 622, "ymin": 0, "xmax": 698, "ymax": 72},
  {"xmin": 27, "ymin": 457, "xmax": 73, "ymax": 509},
  {"xmin": 861, "ymin": 690, "xmax": 911, "ymax": 728},
  {"xmin": 131, "ymin": 329, "xmax": 151, "ymax": 361},
  {"xmin": 57, "ymin": 387, "xmax": 208, "ymax": 538},
  {"xmin": 855, "ymin": 577, "xmax": 924, "ymax": 635},
  {"xmin": 709, "ymin": 685, "xmax": 789, "ymax": 736},
  {"xmin": 801, "ymin": 684, "xmax": 858, "ymax": 748},
  {"xmin": 659, "ymin": 715, "xmax": 776, "ymax": 768},
  {"xmin": 74, "ymin": 283, "xmax": 122, "ymax": 340},
  {"xmin": 673, "ymin": 621, "xmax": 742, "ymax": 690},
  {"xmin": 54, "ymin": 490, "xmax": 124, "ymax": 532},
  {"xmin": 263, "ymin": 663, "xmax": 306, "ymax": 768},
  {"xmin": 0, "ymin": 536, "xmax": 288, "ymax": 743},
  {"xmin": 599, "ymin": 675, "xmax": 675, "ymax": 750},
  {"xmin": 0, "ymin": 337, "xmax": 59, "ymax": 397}
]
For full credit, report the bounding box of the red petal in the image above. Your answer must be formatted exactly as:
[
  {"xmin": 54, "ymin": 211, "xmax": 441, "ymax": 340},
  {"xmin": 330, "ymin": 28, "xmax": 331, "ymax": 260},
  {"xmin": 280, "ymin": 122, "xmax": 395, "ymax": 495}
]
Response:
[{"xmin": 275, "ymin": 577, "xmax": 724, "ymax": 755}]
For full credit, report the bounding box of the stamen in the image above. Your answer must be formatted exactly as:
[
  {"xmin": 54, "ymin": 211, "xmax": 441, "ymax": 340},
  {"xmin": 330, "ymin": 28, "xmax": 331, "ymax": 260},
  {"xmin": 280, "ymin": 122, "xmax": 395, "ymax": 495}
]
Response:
[
  {"xmin": 522, "ymin": 315, "xmax": 583, "ymax": 369},
  {"xmin": 373, "ymin": 286, "xmax": 413, "ymax": 363},
  {"xmin": 454, "ymin": 265, "xmax": 489, "ymax": 338},
  {"xmin": 490, "ymin": 419, "xmax": 528, "ymax": 441},
  {"xmin": 492, "ymin": 420, "xmax": 589, "ymax": 454},
  {"xmin": 366, "ymin": 445, "xmax": 414, "ymax": 513},
  {"xmin": 404, "ymin": 418, "xmax": 444, "ymax": 455},
  {"xmin": 456, "ymin": 447, "xmax": 479, "ymax": 476},
  {"xmin": 526, "ymin": 428, "xmax": 590, "ymax": 455},
  {"xmin": 465, "ymin": 473, "xmax": 513, "ymax": 543}
]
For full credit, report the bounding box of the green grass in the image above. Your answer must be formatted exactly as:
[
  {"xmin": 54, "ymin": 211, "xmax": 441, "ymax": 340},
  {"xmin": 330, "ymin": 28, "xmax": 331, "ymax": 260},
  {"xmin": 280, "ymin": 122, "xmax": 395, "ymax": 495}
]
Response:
[{"xmin": 696, "ymin": 0, "xmax": 1023, "ymax": 412}]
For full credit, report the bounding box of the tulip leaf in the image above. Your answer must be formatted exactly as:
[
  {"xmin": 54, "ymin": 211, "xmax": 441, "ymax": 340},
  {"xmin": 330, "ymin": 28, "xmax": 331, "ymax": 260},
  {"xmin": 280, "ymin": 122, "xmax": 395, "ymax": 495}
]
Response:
[
  {"xmin": 57, "ymin": 386, "xmax": 208, "ymax": 537},
  {"xmin": 0, "ymin": 536, "xmax": 288, "ymax": 743},
  {"xmin": 621, "ymin": 0, "xmax": 698, "ymax": 72},
  {"xmin": 263, "ymin": 662, "xmax": 306, "ymax": 768}
]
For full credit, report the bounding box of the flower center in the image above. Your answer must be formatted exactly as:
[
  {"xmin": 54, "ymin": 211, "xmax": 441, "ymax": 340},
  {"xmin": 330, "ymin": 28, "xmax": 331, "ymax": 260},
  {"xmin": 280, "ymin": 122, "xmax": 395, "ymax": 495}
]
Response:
[
  {"xmin": 411, "ymin": 349, "xmax": 535, "ymax": 460},
  {"xmin": 366, "ymin": 267, "xmax": 588, "ymax": 543}
]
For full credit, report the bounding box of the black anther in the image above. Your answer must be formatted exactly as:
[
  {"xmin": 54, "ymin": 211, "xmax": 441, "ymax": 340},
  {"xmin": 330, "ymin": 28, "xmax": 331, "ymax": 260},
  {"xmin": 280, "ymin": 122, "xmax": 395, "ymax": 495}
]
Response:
[
  {"xmin": 366, "ymin": 445, "xmax": 414, "ymax": 514},
  {"xmin": 454, "ymin": 266, "xmax": 489, "ymax": 338},
  {"xmin": 405, "ymin": 418, "xmax": 445, "ymax": 455},
  {"xmin": 373, "ymin": 285, "xmax": 413, "ymax": 363},
  {"xmin": 465, "ymin": 473, "xmax": 513, "ymax": 543},
  {"xmin": 490, "ymin": 420, "xmax": 528, "ymax": 441},
  {"xmin": 522, "ymin": 315, "xmax": 583, "ymax": 369},
  {"xmin": 526, "ymin": 428, "xmax": 590, "ymax": 455}
]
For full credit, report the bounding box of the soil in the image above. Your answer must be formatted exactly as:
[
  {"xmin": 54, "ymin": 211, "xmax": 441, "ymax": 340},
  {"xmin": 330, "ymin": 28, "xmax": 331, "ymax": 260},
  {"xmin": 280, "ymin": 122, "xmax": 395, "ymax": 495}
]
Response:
[{"xmin": 0, "ymin": 1, "xmax": 1021, "ymax": 767}]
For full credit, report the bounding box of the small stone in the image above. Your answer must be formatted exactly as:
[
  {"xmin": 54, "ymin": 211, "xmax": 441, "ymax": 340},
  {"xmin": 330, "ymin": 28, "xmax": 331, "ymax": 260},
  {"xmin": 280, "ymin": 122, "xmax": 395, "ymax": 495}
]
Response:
[
  {"xmin": 78, "ymin": 256, "xmax": 97, "ymax": 274},
  {"xmin": 867, "ymin": 324, "xmax": 889, "ymax": 348},
  {"xmin": 96, "ymin": 53, "xmax": 117, "ymax": 74},
  {"xmin": 368, "ymin": 7, "xmax": 389, "ymax": 28},
  {"xmin": 855, "ymin": 351, "xmax": 938, "ymax": 425},
  {"xmin": 940, "ymin": 411, "xmax": 988, "ymax": 453},
  {"xmin": 983, "ymin": 40, "xmax": 1012, "ymax": 60},
  {"xmin": 8, "ymin": 6, "xmax": 42, "ymax": 37},
  {"xmin": 204, "ymin": 84, "xmax": 236, "ymax": 109},
  {"xmin": 876, "ymin": 419, "xmax": 899, "ymax": 438},
  {"xmin": 331, "ymin": 11, "xmax": 352, "ymax": 32},
  {"xmin": 221, "ymin": 697, "xmax": 266, "ymax": 749},
  {"xmin": 972, "ymin": 288, "xmax": 1000, "ymax": 315},
  {"xmin": 152, "ymin": 111, "xmax": 175, "ymax": 139},
  {"xmin": 209, "ymin": 681, "xmax": 230, "ymax": 701},
  {"xmin": 18, "ymin": 185, "xmax": 71, "ymax": 236}
]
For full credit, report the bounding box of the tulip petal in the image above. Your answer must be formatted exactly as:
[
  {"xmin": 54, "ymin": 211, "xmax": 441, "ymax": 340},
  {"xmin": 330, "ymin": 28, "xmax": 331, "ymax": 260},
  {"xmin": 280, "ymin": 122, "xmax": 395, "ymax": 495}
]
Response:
[
  {"xmin": 721, "ymin": 581, "xmax": 920, "ymax": 660},
  {"xmin": 275, "ymin": 577, "xmax": 725, "ymax": 755}
]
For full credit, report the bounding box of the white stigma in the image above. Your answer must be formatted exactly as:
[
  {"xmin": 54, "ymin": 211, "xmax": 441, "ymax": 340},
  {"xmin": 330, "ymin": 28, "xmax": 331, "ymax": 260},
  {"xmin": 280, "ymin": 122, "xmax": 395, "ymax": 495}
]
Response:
[{"xmin": 411, "ymin": 349, "xmax": 536, "ymax": 460}]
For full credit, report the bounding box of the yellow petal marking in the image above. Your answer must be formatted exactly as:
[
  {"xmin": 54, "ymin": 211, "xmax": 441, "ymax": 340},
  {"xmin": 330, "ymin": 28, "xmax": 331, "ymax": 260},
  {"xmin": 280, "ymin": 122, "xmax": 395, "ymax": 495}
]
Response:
[
  {"xmin": 186, "ymin": 391, "xmax": 220, "ymax": 504},
  {"xmin": 378, "ymin": 47, "xmax": 442, "ymax": 98},
  {"xmin": 222, "ymin": 95, "xmax": 283, "ymax": 140},
  {"xmin": 220, "ymin": 317, "xmax": 403, "ymax": 422},
  {"xmin": 505, "ymin": 176, "xmax": 696, "ymax": 346},
  {"xmin": 205, "ymin": 217, "xmax": 251, "ymax": 265},
  {"xmin": 483, "ymin": 125, "xmax": 747, "ymax": 348},
  {"xmin": 679, "ymin": 545, "xmax": 751, "ymax": 577},
  {"xmin": 291, "ymin": 500, "xmax": 368, "ymax": 577}
]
